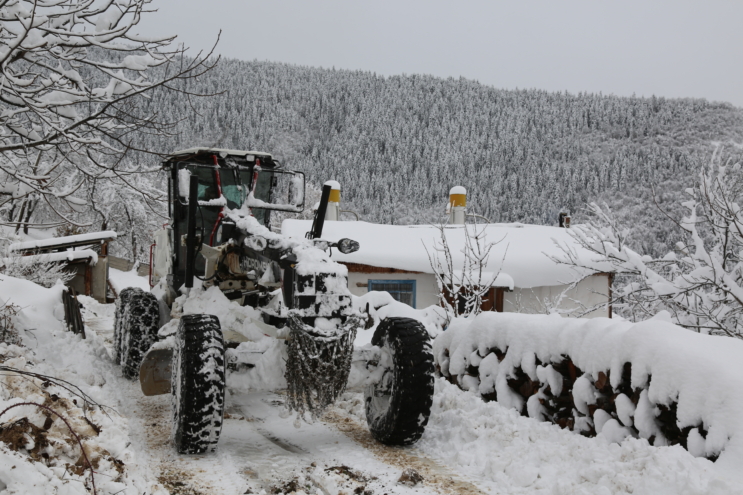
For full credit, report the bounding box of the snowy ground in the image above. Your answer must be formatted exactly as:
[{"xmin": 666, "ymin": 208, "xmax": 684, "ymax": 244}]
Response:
[
  {"xmin": 67, "ymin": 300, "xmax": 743, "ymax": 494},
  {"xmin": 81, "ymin": 297, "xmax": 483, "ymax": 495},
  {"xmin": 108, "ymin": 267, "xmax": 150, "ymax": 294},
  {"xmin": 2, "ymin": 272, "xmax": 743, "ymax": 494}
]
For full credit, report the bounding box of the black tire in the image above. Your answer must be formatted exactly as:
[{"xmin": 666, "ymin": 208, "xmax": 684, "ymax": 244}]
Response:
[
  {"xmin": 171, "ymin": 314, "xmax": 226, "ymax": 454},
  {"xmin": 114, "ymin": 288, "xmax": 160, "ymax": 379},
  {"xmin": 365, "ymin": 317, "xmax": 435, "ymax": 445}
]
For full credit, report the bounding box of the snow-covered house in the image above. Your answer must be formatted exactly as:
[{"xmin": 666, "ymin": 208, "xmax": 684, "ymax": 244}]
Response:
[
  {"xmin": 282, "ymin": 219, "xmax": 611, "ymax": 318},
  {"xmin": 282, "ymin": 186, "xmax": 612, "ymax": 318}
]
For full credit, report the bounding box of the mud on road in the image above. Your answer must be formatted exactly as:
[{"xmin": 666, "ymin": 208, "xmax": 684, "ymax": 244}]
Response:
[{"xmin": 322, "ymin": 407, "xmax": 487, "ymax": 495}]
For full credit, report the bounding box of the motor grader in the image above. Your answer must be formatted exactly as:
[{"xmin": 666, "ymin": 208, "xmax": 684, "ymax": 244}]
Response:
[{"xmin": 113, "ymin": 148, "xmax": 434, "ymax": 454}]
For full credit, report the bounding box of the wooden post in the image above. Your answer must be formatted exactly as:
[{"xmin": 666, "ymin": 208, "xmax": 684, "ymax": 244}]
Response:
[
  {"xmin": 84, "ymin": 264, "xmax": 92, "ymax": 296},
  {"xmin": 608, "ymin": 273, "xmax": 614, "ymax": 319},
  {"xmin": 495, "ymin": 288, "xmax": 504, "ymax": 313}
]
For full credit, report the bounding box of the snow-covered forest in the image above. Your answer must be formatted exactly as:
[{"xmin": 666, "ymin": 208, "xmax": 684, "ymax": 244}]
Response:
[
  {"xmin": 136, "ymin": 59, "xmax": 743, "ymax": 256},
  {"xmin": 10, "ymin": 55, "xmax": 743, "ymax": 262}
]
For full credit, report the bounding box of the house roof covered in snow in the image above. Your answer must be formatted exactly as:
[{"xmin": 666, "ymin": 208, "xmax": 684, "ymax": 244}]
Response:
[
  {"xmin": 281, "ymin": 220, "xmax": 611, "ymax": 289},
  {"xmin": 2, "ymin": 249, "xmax": 99, "ymax": 267},
  {"xmin": 9, "ymin": 231, "xmax": 117, "ymax": 254}
]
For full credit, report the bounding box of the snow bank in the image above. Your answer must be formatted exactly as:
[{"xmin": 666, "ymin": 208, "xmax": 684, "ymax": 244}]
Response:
[
  {"xmin": 0, "ymin": 274, "xmax": 65, "ymax": 330},
  {"xmin": 0, "ymin": 275, "xmax": 157, "ymax": 494},
  {"xmin": 433, "ymin": 312, "xmax": 743, "ymax": 479},
  {"xmin": 109, "ymin": 267, "xmax": 149, "ymax": 293},
  {"xmin": 417, "ymin": 379, "xmax": 740, "ymax": 494},
  {"xmin": 0, "ymin": 348, "xmax": 135, "ymax": 494}
]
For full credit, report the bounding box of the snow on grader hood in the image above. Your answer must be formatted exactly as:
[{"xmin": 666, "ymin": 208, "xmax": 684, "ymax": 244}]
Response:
[{"xmin": 113, "ymin": 147, "xmax": 436, "ymax": 455}]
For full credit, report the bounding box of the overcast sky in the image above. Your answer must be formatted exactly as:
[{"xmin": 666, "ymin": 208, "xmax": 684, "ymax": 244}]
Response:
[{"xmin": 138, "ymin": 1, "xmax": 743, "ymax": 107}]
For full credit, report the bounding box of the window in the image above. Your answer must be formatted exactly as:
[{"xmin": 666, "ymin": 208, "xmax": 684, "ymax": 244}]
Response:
[{"xmin": 368, "ymin": 280, "xmax": 416, "ymax": 308}]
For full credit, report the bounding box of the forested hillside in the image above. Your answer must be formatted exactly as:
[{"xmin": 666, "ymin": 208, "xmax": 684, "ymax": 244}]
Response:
[{"xmin": 131, "ymin": 58, "xmax": 743, "ymax": 257}]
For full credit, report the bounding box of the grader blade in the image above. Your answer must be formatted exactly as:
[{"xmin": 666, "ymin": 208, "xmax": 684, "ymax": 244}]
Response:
[{"xmin": 139, "ymin": 348, "xmax": 173, "ymax": 396}]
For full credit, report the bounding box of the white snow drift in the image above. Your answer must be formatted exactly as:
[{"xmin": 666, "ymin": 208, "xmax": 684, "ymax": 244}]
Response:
[{"xmin": 434, "ymin": 311, "xmax": 743, "ymax": 482}]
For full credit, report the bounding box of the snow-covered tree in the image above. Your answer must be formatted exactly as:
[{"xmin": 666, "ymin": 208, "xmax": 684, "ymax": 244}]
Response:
[
  {"xmin": 0, "ymin": 0, "xmax": 217, "ymax": 232},
  {"xmin": 425, "ymin": 219, "xmax": 504, "ymax": 322},
  {"xmin": 555, "ymin": 149, "xmax": 743, "ymax": 339},
  {"xmin": 88, "ymin": 171, "xmax": 164, "ymax": 261}
]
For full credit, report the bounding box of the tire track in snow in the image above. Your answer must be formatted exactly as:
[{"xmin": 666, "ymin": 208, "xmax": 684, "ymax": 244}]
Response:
[
  {"xmin": 322, "ymin": 409, "xmax": 488, "ymax": 495},
  {"xmin": 133, "ymin": 393, "xmax": 248, "ymax": 494},
  {"xmin": 135, "ymin": 396, "xmax": 208, "ymax": 495}
]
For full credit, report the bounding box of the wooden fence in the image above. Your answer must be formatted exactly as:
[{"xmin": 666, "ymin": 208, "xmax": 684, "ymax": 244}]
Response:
[{"xmin": 61, "ymin": 288, "xmax": 85, "ymax": 339}]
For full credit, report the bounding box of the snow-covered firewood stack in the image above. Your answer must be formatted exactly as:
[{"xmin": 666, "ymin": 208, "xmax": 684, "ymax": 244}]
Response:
[{"xmin": 433, "ymin": 312, "xmax": 743, "ymax": 467}]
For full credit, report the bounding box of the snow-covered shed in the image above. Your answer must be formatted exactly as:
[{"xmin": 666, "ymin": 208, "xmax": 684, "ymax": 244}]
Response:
[
  {"xmin": 8, "ymin": 231, "xmax": 116, "ymax": 303},
  {"xmin": 281, "ymin": 219, "xmax": 612, "ymax": 318}
]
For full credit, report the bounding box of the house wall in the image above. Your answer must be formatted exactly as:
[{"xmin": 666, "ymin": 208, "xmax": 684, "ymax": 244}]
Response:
[
  {"xmin": 347, "ymin": 271, "xmax": 440, "ymax": 309},
  {"xmin": 348, "ymin": 269, "xmax": 610, "ymax": 319},
  {"xmin": 90, "ymin": 256, "xmax": 109, "ymax": 303},
  {"xmin": 502, "ymin": 274, "xmax": 611, "ymax": 318}
]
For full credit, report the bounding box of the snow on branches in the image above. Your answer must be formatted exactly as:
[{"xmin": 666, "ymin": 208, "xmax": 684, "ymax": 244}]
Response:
[
  {"xmin": 0, "ymin": 0, "xmax": 218, "ymax": 232},
  {"xmin": 424, "ymin": 220, "xmax": 505, "ymax": 322},
  {"xmin": 554, "ymin": 149, "xmax": 743, "ymax": 339}
]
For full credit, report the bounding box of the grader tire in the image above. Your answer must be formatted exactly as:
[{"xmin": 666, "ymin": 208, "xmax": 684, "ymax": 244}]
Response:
[
  {"xmin": 114, "ymin": 287, "xmax": 160, "ymax": 379},
  {"xmin": 171, "ymin": 314, "xmax": 226, "ymax": 454},
  {"xmin": 364, "ymin": 317, "xmax": 434, "ymax": 445}
]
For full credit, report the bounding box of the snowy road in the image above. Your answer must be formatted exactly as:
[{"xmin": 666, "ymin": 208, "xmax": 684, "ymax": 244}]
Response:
[
  {"xmin": 79, "ymin": 298, "xmax": 743, "ymax": 495},
  {"xmin": 121, "ymin": 387, "xmax": 484, "ymax": 494},
  {"xmin": 84, "ymin": 299, "xmax": 486, "ymax": 495}
]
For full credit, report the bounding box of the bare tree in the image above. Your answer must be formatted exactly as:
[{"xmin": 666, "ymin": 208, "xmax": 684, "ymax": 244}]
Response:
[
  {"xmin": 0, "ymin": 0, "xmax": 219, "ymax": 232},
  {"xmin": 424, "ymin": 220, "xmax": 505, "ymax": 323},
  {"xmin": 554, "ymin": 149, "xmax": 743, "ymax": 338}
]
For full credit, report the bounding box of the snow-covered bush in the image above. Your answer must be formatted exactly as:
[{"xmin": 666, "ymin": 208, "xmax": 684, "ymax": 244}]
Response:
[
  {"xmin": 554, "ymin": 150, "xmax": 743, "ymax": 338},
  {"xmin": 0, "ymin": 252, "xmax": 74, "ymax": 288}
]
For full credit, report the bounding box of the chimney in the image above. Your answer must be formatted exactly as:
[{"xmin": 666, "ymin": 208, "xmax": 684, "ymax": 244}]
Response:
[
  {"xmin": 324, "ymin": 180, "xmax": 341, "ymax": 221},
  {"xmin": 559, "ymin": 212, "xmax": 571, "ymax": 228},
  {"xmin": 449, "ymin": 186, "xmax": 466, "ymax": 225}
]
